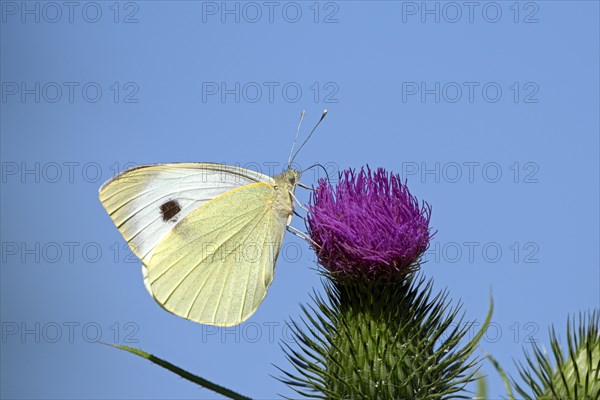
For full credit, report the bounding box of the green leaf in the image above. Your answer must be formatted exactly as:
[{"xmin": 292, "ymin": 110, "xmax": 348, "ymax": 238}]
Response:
[
  {"xmin": 485, "ymin": 353, "xmax": 515, "ymax": 400},
  {"xmin": 103, "ymin": 343, "xmax": 252, "ymax": 400},
  {"xmin": 474, "ymin": 372, "xmax": 487, "ymax": 399}
]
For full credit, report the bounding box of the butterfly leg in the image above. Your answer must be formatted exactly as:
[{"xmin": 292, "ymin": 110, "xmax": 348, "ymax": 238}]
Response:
[
  {"xmin": 293, "ymin": 210, "xmax": 307, "ymax": 222},
  {"xmin": 297, "ymin": 182, "xmax": 314, "ymax": 191},
  {"xmin": 287, "ymin": 225, "xmax": 318, "ymax": 247},
  {"xmin": 290, "ymin": 191, "xmax": 309, "ymax": 213}
]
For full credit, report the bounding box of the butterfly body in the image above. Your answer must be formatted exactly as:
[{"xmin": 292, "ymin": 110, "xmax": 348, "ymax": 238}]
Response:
[{"xmin": 272, "ymin": 168, "xmax": 301, "ymax": 221}]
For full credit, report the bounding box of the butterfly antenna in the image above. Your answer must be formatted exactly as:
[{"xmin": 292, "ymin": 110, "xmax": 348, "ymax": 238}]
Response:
[
  {"xmin": 289, "ymin": 109, "xmax": 328, "ymax": 166},
  {"xmin": 302, "ymin": 162, "xmax": 332, "ymax": 185},
  {"xmin": 287, "ymin": 110, "xmax": 306, "ymax": 169}
]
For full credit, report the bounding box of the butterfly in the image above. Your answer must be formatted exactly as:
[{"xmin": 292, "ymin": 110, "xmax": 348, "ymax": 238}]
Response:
[{"xmin": 99, "ymin": 111, "xmax": 326, "ymax": 326}]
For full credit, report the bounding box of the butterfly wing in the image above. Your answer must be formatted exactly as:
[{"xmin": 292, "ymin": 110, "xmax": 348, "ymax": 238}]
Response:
[
  {"xmin": 99, "ymin": 163, "xmax": 273, "ymax": 263},
  {"xmin": 145, "ymin": 181, "xmax": 288, "ymax": 326}
]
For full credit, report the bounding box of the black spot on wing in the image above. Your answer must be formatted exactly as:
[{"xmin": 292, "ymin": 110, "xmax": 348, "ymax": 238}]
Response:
[{"xmin": 160, "ymin": 200, "xmax": 181, "ymax": 222}]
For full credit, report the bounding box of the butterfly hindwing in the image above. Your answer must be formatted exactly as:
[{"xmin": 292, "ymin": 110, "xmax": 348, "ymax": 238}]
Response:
[{"xmin": 146, "ymin": 182, "xmax": 287, "ymax": 326}]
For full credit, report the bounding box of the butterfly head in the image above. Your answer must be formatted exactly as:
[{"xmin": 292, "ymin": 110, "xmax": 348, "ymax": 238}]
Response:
[{"xmin": 275, "ymin": 168, "xmax": 301, "ymax": 192}]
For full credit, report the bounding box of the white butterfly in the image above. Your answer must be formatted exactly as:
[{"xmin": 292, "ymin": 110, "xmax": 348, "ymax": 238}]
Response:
[{"xmin": 99, "ymin": 111, "xmax": 326, "ymax": 326}]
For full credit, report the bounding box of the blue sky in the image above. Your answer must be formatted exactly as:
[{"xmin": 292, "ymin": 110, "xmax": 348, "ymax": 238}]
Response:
[{"xmin": 1, "ymin": 1, "xmax": 599, "ymax": 398}]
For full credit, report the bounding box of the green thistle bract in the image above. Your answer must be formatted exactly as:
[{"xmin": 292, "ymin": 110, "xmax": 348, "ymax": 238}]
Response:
[
  {"xmin": 512, "ymin": 310, "xmax": 600, "ymax": 399},
  {"xmin": 279, "ymin": 276, "xmax": 491, "ymax": 399}
]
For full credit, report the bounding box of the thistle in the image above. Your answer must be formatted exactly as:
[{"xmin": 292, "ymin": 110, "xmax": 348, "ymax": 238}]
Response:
[
  {"xmin": 307, "ymin": 167, "xmax": 432, "ymax": 281},
  {"xmin": 508, "ymin": 310, "xmax": 600, "ymax": 399},
  {"xmin": 280, "ymin": 167, "xmax": 492, "ymax": 399}
]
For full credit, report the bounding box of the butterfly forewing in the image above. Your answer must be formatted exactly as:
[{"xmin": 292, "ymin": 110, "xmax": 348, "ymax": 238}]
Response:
[
  {"xmin": 146, "ymin": 182, "xmax": 288, "ymax": 326},
  {"xmin": 99, "ymin": 163, "xmax": 273, "ymax": 262}
]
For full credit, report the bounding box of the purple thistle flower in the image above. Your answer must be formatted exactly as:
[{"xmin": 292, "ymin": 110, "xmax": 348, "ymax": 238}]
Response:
[{"xmin": 308, "ymin": 167, "xmax": 433, "ymax": 281}]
